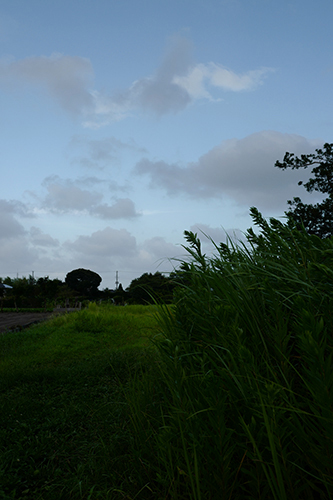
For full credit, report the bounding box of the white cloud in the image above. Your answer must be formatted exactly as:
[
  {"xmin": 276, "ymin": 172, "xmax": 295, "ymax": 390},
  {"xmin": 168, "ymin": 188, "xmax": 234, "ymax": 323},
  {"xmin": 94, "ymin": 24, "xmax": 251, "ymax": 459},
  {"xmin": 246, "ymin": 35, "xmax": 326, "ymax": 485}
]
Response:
[
  {"xmin": 208, "ymin": 64, "xmax": 272, "ymax": 91},
  {"xmin": 173, "ymin": 62, "xmax": 273, "ymax": 99},
  {"xmin": 135, "ymin": 131, "xmax": 323, "ymax": 212}
]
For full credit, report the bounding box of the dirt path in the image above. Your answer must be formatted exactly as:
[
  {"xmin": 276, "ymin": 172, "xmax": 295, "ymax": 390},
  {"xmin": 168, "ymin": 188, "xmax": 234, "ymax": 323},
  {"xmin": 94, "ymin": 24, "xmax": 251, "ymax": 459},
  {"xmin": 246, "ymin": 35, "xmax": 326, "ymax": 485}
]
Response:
[{"xmin": 0, "ymin": 312, "xmax": 56, "ymax": 333}]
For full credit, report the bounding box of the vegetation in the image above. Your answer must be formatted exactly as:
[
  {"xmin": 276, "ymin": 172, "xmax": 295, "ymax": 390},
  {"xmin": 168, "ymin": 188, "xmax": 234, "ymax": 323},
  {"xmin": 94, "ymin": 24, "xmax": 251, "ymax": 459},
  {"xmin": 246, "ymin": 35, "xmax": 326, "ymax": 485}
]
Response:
[
  {"xmin": 1, "ymin": 206, "xmax": 333, "ymax": 499},
  {"xmin": 0, "ymin": 304, "xmax": 159, "ymax": 499},
  {"xmin": 65, "ymin": 269, "xmax": 102, "ymax": 298},
  {"xmin": 0, "ymin": 276, "xmax": 67, "ymax": 310},
  {"xmin": 127, "ymin": 205, "xmax": 333, "ymax": 500},
  {"xmin": 0, "ymin": 270, "xmax": 176, "ymax": 309},
  {"xmin": 126, "ymin": 271, "xmax": 175, "ymax": 304},
  {"xmin": 275, "ymin": 142, "xmax": 333, "ymax": 238},
  {"xmin": 130, "ymin": 207, "xmax": 333, "ymax": 499}
]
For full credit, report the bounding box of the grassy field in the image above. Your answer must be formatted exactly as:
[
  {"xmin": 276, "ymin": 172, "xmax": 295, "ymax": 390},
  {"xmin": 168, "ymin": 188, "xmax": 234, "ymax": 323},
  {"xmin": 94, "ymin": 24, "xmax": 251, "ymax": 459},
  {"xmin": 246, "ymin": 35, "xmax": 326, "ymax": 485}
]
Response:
[
  {"xmin": 1, "ymin": 209, "xmax": 333, "ymax": 499},
  {"xmin": 0, "ymin": 304, "xmax": 162, "ymax": 500}
]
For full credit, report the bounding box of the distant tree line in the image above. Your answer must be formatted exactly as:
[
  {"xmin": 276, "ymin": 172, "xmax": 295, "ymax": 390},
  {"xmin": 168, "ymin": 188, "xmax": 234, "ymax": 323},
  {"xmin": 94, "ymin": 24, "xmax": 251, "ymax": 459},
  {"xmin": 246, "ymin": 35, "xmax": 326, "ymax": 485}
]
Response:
[
  {"xmin": 0, "ymin": 275, "xmax": 73, "ymax": 310},
  {"xmin": 0, "ymin": 269, "xmax": 178, "ymax": 310}
]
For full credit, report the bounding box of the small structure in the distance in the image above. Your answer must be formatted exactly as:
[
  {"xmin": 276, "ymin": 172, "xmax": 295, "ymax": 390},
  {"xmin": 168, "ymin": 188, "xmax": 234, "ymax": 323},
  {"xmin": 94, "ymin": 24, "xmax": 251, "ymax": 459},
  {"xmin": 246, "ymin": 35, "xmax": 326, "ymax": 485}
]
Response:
[{"xmin": 0, "ymin": 283, "xmax": 13, "ymax": 289}]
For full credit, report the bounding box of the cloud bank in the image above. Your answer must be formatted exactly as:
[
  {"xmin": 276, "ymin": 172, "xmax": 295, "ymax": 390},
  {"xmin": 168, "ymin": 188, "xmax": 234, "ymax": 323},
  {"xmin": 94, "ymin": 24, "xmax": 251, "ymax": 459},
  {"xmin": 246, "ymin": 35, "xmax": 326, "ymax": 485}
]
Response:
[
  {"xmin": 135, "ymin": 131, "xmax": 322, "ymax": 211},
  {"xmin": 40, "ymin": 176, "xmax": 140, "ymax": 219},
  {"xmin": 91, "ymin": 37, "xmax": 273, "ymax": 124},
  {"xmin": 0, "ymin": 37, "xmax": 273, "ymax": 126}
]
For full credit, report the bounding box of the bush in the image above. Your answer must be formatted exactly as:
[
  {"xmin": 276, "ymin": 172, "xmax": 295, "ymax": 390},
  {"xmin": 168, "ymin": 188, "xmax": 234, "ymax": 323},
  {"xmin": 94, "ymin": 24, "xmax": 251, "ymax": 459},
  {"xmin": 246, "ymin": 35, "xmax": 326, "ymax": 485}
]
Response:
[{"xmin": 134, "ymin": 207, "xmax": 333, "ymax": 499}]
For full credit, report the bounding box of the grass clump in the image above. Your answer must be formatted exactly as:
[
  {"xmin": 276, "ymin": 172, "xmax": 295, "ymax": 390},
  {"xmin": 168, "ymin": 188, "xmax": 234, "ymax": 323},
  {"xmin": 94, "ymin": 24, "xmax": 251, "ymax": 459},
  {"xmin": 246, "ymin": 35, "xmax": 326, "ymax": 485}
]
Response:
[{"xmin": 130, "ymin": 208, "xmax": 333, "ymax": 499}]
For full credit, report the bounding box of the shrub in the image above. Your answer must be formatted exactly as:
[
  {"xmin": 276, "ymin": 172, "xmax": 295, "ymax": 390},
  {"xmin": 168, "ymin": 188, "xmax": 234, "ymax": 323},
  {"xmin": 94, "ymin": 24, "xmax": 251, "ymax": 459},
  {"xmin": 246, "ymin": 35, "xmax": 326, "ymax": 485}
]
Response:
[{"xmin": 137, "ymin": 207, "xmax": 333, "ymax": 499}]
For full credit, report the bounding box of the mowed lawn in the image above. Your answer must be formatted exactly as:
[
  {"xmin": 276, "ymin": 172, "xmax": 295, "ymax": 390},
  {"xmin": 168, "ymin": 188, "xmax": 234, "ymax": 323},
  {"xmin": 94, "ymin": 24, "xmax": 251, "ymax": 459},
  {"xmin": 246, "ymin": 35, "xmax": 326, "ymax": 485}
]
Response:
[{"xmin": 0, "ymin": 304, "xmax": 161, "ymax": 500}]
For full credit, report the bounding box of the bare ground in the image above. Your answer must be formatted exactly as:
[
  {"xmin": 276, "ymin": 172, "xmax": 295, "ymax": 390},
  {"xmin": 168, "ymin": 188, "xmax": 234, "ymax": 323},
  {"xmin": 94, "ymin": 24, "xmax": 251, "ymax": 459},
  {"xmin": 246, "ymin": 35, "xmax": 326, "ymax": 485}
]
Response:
[{"xmin": 0, "ymin": 312, "xmax": 57, "ymax": 333}]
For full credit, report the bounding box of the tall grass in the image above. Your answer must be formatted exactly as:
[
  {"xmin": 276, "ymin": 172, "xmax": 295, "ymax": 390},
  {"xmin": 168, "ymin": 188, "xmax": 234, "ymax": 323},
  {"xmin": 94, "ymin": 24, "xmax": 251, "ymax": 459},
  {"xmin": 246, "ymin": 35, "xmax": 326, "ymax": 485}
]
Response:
[{"xmin": 130, "ymin": 207, "xmax": 333, "ymax": 499}]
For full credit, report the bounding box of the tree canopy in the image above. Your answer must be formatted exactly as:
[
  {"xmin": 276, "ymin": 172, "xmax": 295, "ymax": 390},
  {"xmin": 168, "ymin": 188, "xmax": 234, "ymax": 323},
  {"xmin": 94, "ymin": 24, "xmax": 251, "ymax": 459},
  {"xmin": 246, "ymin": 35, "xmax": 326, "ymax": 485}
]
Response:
[
  {"xmin": 65, "ymin": 268, "xmax": 102, "ymax": 297},
  {"xmin": 275, "ymin": 143, "xmax": 333, "ymax": 238},
  {"xmin": 126, "ymin": 271, "xmax": 175, "ymax": 304}
]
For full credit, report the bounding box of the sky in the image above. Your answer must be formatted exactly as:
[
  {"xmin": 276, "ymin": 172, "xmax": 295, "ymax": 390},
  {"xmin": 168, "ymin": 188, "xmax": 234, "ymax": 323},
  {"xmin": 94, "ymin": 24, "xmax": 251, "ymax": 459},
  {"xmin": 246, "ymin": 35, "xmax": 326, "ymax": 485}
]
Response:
[{"xmin": 1, "ymin": 0, "xmax": 332, "ymax": 289}]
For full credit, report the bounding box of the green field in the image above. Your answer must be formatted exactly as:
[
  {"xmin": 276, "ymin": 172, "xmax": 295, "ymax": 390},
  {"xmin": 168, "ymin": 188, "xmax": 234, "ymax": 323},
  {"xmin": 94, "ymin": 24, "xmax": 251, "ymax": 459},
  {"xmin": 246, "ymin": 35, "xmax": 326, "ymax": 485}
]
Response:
[
  {"xmin": 0, "ymin": 304, "xmax": 161, "ymax": 500},
  {"xmin": 1, "ymin": 210, "xmax": 333, "ymax": 499}
]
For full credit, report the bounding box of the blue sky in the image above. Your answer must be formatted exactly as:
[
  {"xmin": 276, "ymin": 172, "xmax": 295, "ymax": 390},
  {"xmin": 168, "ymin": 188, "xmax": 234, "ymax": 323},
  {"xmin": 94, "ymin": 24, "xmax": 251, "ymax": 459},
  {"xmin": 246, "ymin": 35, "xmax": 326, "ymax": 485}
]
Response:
[{"xmin": 1, "ymin": 0, "xmax": 332, "ymax": 289}]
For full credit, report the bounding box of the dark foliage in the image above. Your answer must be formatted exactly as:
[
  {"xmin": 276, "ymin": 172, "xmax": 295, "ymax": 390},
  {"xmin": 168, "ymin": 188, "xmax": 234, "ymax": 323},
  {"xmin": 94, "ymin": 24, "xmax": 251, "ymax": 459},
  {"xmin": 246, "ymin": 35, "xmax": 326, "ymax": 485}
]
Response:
[
  {"xmin": 65, "ymin": 268, "xmax": 102, "ymax": 297},
  {"xmin": 126, "ymin": 271, "xmax": 175, "ymax": 304},
  {"xmin": 275, "ymin": 142, "xmax": 333, "ymax": 238},
  {"xmin": 0, "ymin": 276, "xmax": 65, "ymax": 309}
]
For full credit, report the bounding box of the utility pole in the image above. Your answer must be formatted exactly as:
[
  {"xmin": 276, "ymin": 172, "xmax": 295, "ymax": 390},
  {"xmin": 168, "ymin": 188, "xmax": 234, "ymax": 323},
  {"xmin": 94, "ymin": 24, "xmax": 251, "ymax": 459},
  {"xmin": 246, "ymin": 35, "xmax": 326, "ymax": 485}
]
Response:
[{"xmin": 115, "ymin": 271, "xmax": 119, "ymax": 290}]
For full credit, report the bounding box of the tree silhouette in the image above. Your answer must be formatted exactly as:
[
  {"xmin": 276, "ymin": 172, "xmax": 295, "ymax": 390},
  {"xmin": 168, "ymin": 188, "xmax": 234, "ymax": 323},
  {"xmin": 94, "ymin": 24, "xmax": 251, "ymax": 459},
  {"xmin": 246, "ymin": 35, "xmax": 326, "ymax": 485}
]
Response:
[
  {"xmin": 65, "ymin": 268, "xmax": 102, "ymax": 297},
  {"xmin": 126, "ymin": 272, "xmax": 174, "ymax": 304},
  {"xmin": 275, "ymin": 143, "xmax": 333, "ymax": 238}
]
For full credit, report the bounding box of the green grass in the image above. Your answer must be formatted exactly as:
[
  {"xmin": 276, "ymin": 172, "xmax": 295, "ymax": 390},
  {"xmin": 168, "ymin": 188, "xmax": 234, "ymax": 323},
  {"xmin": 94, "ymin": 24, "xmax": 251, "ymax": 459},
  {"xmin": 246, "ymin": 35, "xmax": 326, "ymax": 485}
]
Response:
[
  {"xmin": 138, "ymin": 209, "xmax": 333, "ymax": 500},
  {"xmin": 0, "ymin": 304, "xmax": 161, "ymax": 500},
  {"xmin": 1, "ymin": 210, "xmax": 333, "ymax": 499}
]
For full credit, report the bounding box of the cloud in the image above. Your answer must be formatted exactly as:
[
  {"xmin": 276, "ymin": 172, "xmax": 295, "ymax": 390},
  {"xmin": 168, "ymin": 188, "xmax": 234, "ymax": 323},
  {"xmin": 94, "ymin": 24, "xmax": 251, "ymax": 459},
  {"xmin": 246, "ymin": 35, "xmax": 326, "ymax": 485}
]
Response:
[
  {"xmin": 129, "ymin": 36, "xmax": 193, "ymax": 115},
  {"xmin": 0, "ymin": 200, "xmax": 38, "ymax": 273},
  {"xmin": 91, "ymin": 36, "xmax": 273, "ymax": 122},
  {"xmin": 40, "ymin": 176, "xmax": 140, "ymax": 219},
  {"xmin": 188, "ymin": 223, "xmax": 246, "ymax": 252},
  {"xmin": 29, "ymin": 227, "xmax": 60, "ymax": 247},
  {"xmin": 0, "ymin": 197, "xmax": 179, "ymax": 287},
  {"xmin": 64, "ymin": 229, "xmax": 180, "ymax": 281},
  {"xmin": 174, "ymin": 63, "xmax": 273, "ymax": 99},
  {"xmin": 87, "ymin": 36, "xmax": 193, "ymax": 122},
  {"xmin": 69, "ymin": 135, "xmax": 147, "ymax": 170},
  {"xmin": 135, "ymin": 131, "xmax": 323, "ymax": 211},
  {"xmin": 0, "ymin": 200, "xmax": 27, "ymax": 239},
  {"xmin": 0, "ymin": 53, "xmax": 94, "ymax": 116},
  {"xmin": 0, "ymin": 199, "xmax": 35, "ymax": 219},
  {"xmin": 42, "ymin": 176, "xmax": 103, "ymax": 212},
  {"xmin": 0, "ymin": 36, "xmax": 273, "ymax": 126},
  {"xmin": 0, "ymin": 237, "xmax": 37, "ymax": 275},
  {"xmin": 66, "ymin": 227, "xmax": 137, "ymax": 258},
  {"xmin": 140, "ymin": 236, "xmax": 182, "ymax": 265},
  {"xmin": 91, "ymin": 198, "xmax": 141, "ymax": 219}
]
